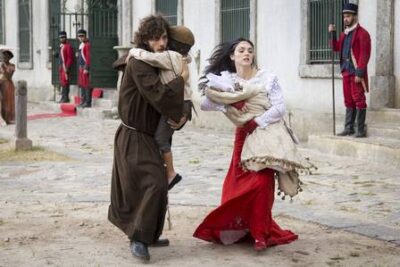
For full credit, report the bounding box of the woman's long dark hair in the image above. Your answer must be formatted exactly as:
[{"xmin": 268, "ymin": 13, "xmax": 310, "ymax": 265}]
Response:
[
  {"xmin": 199, "ymin": 38, "xmax": 255, "ymax": 93},
  {"xmin": 203, "ymin": 38, "xmax": 255, "ymax": 76}
]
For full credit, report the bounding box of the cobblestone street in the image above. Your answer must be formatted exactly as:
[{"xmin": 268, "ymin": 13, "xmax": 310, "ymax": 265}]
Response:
[{"xmin": 0, "ymin": 103, "xmax": 399, "ymax": 266}]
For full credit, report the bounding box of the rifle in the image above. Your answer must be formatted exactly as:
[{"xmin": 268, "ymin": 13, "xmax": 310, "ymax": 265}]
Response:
[{"xmin": 330, "ymin": 1, "xmax": 336, "ymax": 136}]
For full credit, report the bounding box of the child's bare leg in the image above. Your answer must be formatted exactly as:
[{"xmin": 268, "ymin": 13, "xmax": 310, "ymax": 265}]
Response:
[{"xmin": 163, "ymin": 151, "xmax": 177, "ymax": 183}]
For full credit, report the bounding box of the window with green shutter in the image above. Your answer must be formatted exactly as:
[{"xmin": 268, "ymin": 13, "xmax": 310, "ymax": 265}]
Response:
[
  {"xmin": 156, "ymin": 0, "xmax": 178, "ymax": 26},
  {"xmin": 309, "ymin": 0, "xmax": 349, "ymax": 64},
  {"xmin": 18, "ymin": 0, "xmax": 32, "ymax": 63},
  {"xmin": 0, "ymin": 0, "xmax": 4, "ymax": 44},
  {"xmin": 221, "ymin": 0, "xmax": 250, "ymax": 43}
]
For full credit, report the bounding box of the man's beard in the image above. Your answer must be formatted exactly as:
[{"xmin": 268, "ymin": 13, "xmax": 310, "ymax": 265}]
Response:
[{"xmin": 345, "ymin": 18, "xmax": 357, "ymax": 27}]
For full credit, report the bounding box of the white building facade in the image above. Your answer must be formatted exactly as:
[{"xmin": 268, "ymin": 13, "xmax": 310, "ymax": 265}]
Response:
[{"xmin": 1, "ymin": 0, "xmax": 399, "ymax": 139}]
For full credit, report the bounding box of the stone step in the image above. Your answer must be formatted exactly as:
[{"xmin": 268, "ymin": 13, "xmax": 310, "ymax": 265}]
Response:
[
  {"xmin": 335, "ymin": 123, "xmax": 400, "ymax": 139},
  {"xmin": 368, "ymin": 108, "xmax": 400, "ymax": 123},
  {"xmin": 76, "ymin": 106, "xmax": 118, "ymax": 120},
  {"xmin": 101, "ymin": 89, "xmax": 118, "ymax": 99},
  {"xmin": 368, "ymin": 123, "xmax": 400, "ymax": 139},
  {"xmin": 307, "ymin": 135, "xmax": 400, "ymax": 167},
  {"xmin": 34, "ymin": 101, "xmax": 63, "ymax": 113},
  {"xmin": 92, "ymin": 98, "xmax": 116, "ymax": 109}
]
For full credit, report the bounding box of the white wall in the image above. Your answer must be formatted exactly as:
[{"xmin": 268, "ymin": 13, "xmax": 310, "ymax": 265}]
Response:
[
  {"xmin": 182, "ymin": 0, "xmax": 232, "ymax": 130},
  {"xmin": 394, "ymin": 0, "xmax": 400, "ymax": 108},
  {"xmin": 3, "ymin": 0, "xmax": 387, "ymax": 135},
  {"xmin": 6, "ymin": 0, "xmax": 53, "ymax": 101},
  {"xmin": 254, "ymin": 0, "xmax": 378, "ymax": 138},
  {"xmin": 132, "ymin": 0, "xmax": 153, "ymax": 34}
]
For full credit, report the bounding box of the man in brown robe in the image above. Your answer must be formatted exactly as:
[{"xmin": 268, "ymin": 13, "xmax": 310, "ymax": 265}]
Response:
[{"xmin": 108, "ymin": 15, "xmax": 189, "ymax": 262}]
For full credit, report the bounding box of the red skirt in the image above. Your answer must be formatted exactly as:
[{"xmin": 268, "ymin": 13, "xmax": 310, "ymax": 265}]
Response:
[
  {"xmin": 193, "ymin": 127, "xmax": 298, "ymax": 246},
  {"xmin": 1, "ymin": 80, "xmax": 15, "ymax": 124},
  {"xmin": 78, "ymin": 67, "xmax": 90, "ymax": 89}
]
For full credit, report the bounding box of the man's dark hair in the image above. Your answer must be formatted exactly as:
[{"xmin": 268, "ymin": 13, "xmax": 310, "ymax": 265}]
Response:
[{"xmin": 133, "ymin": 14, "xmax": 170, "ymax": 51}]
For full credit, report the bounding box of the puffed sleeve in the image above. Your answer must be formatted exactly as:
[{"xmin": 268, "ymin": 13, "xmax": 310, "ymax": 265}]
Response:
[{"xmin": 254, "ymin": 74, "xmax": 286, "ymax": 128}]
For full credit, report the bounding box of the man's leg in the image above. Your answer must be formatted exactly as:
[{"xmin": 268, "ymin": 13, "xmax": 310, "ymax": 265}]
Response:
[
  {"xmin": 81, "ymin": 88, "xmax": 92, "ymax": 108},
  {"xmin": 352, "ymin": 78, "xmax": 367, "ymax": 138},
  {"xmin": 337, "ymin": 73, "xmax": 356, "ymax": 136},
  {"xmin": 58, "ymin": 85, "xmax": 70, "ymax": 103},
  {"xmin": 78, "ymin": 87, "xmax": 86, "ymax": 107}
]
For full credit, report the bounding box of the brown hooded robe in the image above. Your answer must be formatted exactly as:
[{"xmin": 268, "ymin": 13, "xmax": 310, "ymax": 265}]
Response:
[{"xmin": 108, "ymin": 57, "xmax": 184, "ymax": 244}]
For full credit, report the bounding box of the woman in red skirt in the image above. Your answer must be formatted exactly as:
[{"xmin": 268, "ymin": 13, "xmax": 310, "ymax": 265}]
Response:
[
  {"xmin": 0, "ymin": 49, "xmax": 16, "ymax": 125},
  {"xmin": 194, "ymin": 38, "xmax": 298, "ymax": 251}
]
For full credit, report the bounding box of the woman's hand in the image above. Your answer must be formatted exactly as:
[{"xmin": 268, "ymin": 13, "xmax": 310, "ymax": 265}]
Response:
[{"xmin": 231, "ymin": 101, "xmax": 248, "ymax": 113}]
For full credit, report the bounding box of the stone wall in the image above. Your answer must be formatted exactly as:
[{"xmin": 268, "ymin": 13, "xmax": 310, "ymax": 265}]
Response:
[{"xmin": 394, "ymin": 0, "xmax": 400, "ymax": 108}]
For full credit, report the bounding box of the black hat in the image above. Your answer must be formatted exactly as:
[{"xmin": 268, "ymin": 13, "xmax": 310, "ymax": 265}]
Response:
[
  {"xmin": 77, "ymin": 29, "xmax": 87, "ymax": 36},
  {"xmin": 1, "ymin": 49, "xmax": 14, "ymax": 59},
  {"xmin": 59, "ymin": 31, "xmax": 67, "ymax": 38},
  {"xmin": 343, "ymin": 3, "xmax": 358, "ymax": 14}
]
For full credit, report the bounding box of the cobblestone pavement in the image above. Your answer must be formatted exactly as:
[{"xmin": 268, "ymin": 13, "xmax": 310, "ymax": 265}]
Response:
[{"xmin": 0, "ymin": 103, "xmax": 399, "ymax": 266}]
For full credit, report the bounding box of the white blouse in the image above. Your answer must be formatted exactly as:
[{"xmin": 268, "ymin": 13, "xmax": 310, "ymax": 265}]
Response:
[{"xmin": 200, "ymin": 69, "xmax": 286, "ymax": 128}]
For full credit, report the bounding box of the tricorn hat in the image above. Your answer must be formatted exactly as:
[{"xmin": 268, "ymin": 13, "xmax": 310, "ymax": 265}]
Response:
[
  {"xmin": 343, "ymin": 3, "xmax": 358, "ymax": 14},
  {"xmin": 169, "ymin": 26, "xmax": 195, "ymax": 46}
]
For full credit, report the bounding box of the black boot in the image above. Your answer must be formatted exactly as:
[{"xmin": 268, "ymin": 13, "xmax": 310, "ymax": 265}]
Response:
[
  {"xmin": 78, "ymin": 88, "xmax": 86, "ymax": 107},
  {"xmin": 355, "ymin": 108, "xmax": 367, "ymax": 138},
  {"xmin": 86, "ymin": 88, "xmax": 93, "ymax": 107},
  {"xmin": 130, "ymin": 241, "xmax": 150, "ymax": 262},
  {"xmin": 58, "ymin": 86, "xmax": 70, "ymax": 103},
  {"xmin": 337, "ymin": 108, "xmax": 356, "ymax": 136},
  {"xmin": 82, "ymin": 89, "xmax": 92, "ymax": 108}
]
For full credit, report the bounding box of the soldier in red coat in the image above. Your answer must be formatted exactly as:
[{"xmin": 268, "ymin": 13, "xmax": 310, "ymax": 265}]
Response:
[
  {"xmin": 58, "ymin": 31, "xmax": 74, "ymax": 103},
  {"xmin": 77, "ymin": 29, "xmax": 92, "ymax": 108},
  {"xmin": 329, "ymin": 3, "xmax": 371, "ymax": 138}
]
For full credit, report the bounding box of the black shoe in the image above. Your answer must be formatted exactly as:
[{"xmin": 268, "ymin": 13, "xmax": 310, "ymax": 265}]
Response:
[
  {"xmin": 337, "ymin": 128, "xmax": 355, "ymax": 136},
  {"xmin": 149, "ymin": 238, "xmax": 170, "ymax": 247},
  {"xmin": 58, "ymin": 86, "xmax": 70, "ymax": 103},
  {"xmin": 130, "ymin": 241, "xmax": 150, "ymax": 262},
  {"xmin": 168, "ymin": 174, "xmax": 182, "ymax": 191},
  {"xmin": 58, "ymin": 98, "xmax": 69, "ymax": 103},
  {"xmin": 81, "ymin": 102, "xmax": 91, "ymax": 108}
]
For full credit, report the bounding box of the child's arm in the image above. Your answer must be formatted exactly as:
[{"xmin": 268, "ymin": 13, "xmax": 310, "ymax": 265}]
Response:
[{"xmin": 129, "ymin": 48, "xmax": 180, "ymax": 70}]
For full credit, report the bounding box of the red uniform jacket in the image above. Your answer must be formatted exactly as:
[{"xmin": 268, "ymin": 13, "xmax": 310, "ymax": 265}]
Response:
[
  {"xmin": 59, "ymin": 42, "xmax": 74, "ymax": 87},
  {"xmin": 78, "ymin": 41, "xmax": 91, "ymax": 88},
  {"xmin": 331, "ymin": 24, "xmax": 371, "ymax": 91}
]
